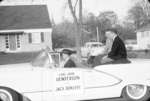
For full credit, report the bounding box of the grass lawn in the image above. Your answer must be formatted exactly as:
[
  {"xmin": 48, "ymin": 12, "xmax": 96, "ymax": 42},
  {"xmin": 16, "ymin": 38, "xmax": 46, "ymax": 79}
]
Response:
[
  {"xmin": 0, "ymin": 52, "xmax": 40, "ymax": 65},
  {"xmin": 127, "ymin": 50, "xmax": 150, "ymax": 59}
]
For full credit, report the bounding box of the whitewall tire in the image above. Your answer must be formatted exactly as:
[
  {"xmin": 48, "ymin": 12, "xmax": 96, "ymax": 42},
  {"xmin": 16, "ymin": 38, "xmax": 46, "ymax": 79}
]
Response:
[
  {"xmin": 0, "ymin": 87, "xmax": 22, "ymax": 101},
  {"xmin": 122, "ymin": 84, "xmax": 150, "ymax": 101}
]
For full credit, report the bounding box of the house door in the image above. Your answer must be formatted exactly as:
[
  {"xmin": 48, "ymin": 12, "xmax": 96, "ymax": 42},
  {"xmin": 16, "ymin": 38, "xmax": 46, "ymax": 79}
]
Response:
[{"xmin": 9, "ymin": 35, "xmax": 17, "ymax": 51}]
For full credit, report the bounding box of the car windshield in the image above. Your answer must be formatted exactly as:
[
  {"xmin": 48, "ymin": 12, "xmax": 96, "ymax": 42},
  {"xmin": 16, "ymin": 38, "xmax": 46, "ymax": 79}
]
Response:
[
  {"xmin": 31, "ymin": 50, "xmax": 50, "ymax": 67},
  {"xmin": 31, "ymin": 50, "xmax": 60, "ymax": 68},
  {"xmin": 86, "ymin": 43, "xmax": 103, "ymax": 48},
  {"xmin": 91, "ymin": 44, "xmax": 102, "ymax": 47}
]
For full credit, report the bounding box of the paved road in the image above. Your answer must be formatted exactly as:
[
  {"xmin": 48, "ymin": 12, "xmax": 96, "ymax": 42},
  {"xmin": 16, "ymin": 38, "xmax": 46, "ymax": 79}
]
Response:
[
  {"xmin": 91, "ymin": 98, "xmax": 125, "ymax": 101},
  {"xmin": 91, "ymin": 97, "xmax": 150, "ymax": 101},
  {"xmin": 83, "ymin": 97, "xmax": 125, "ymax": 101}
]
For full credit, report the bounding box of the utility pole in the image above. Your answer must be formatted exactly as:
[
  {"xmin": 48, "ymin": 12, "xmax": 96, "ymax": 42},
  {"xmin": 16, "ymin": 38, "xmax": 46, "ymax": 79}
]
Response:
[
  {"xmin": 79, "ymin": 0, "xmax": 83, "ymax": 45},
  {"xmin": 96, "ymin": 27, "xmax": 99, "ymax": 42}
]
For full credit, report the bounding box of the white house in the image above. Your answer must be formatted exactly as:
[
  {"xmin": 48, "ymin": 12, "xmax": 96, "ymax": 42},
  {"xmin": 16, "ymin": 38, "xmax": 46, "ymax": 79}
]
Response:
[
  {"xmin": 0, "ymin": 4, "xmax": 52, "ymax": 52},
  {"xmin": 136, "ymin": 24, "xmax": 150, "ymax": 50}
]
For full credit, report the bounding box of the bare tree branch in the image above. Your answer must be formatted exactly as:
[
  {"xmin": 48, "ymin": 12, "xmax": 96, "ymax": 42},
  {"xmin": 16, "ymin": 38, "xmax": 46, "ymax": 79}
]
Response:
[
  {"xmin": 68, "ymin": 0, "xmax": 79, "ymax": 24},
  {"xmin": 74, "ymin": 0, "xmax": 79, "ymax": 14}
]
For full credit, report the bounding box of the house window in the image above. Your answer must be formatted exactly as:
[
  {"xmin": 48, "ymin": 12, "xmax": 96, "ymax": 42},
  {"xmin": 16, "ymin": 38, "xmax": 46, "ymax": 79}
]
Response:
[
  {"xmin": 32, "ymin": 32, "xmax": 41, "ymax": 43},
  {"xmin": 146, "ymin": 31, "xmax": 150, "ymax": 36},
  {"xmin": 141, "ymin": 32, "xmax": 144, "ymax": 38},
  {"xmin": 142, "ymin": 31, "xmax": 150, "ymax": 37},
  {"xmin": 145, "ymin": 31, "xmax": 149, "ymax": 37},
  {"xmin": 5, "ymin": 34, "xmax": 9, "ymax": 49},
  {"xmin": 28, "ymin": 32, "xmax": 45, "ymax": 44},
  {"xmin": 141, "ymin": 32, "xmax": 148, "ymax": 38}
]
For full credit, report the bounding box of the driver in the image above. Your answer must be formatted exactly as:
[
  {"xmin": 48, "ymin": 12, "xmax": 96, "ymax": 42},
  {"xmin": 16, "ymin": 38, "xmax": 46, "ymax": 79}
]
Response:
[{"xmin": 59, "ymin": 49, "xmax": 76, "ymax": 68}]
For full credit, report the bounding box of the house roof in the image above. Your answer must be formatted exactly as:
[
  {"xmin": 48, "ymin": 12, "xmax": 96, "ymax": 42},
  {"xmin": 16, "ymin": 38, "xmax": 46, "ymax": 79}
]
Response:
[
  {"xmin": 0, "ymin": 5, "xmax": 52, "ymax": 30},
  {"xmin": 137, "ymin": 24, "xmax": 150, "ymax": 32}
]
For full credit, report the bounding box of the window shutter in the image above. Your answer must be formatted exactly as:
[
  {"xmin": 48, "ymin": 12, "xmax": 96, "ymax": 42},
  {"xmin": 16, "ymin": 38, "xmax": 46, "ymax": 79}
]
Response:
[
  {"xmin": 41, "ymin": 32, "xmax": 44, "ymax": 42},
  {"xmin": 28, "ymin": 33, "xmax": 32, "ymax": 43},
  {"xmin": 5, "ymin": 34, "xmax": 9, "ymax": 48}
]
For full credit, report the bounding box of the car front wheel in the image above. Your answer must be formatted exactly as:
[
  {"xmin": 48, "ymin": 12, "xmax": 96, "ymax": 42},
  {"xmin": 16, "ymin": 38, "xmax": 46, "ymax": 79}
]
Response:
[
  {"xmin": 0, "ymin": 87, "xmax": 22, "ymax": 101},
  {"xmin": 122, "ymin": 84, "xmax": 150, "ymax": 101}
]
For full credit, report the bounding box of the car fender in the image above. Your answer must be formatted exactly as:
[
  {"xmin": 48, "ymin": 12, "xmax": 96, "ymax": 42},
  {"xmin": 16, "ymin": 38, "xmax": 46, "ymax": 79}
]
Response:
[{"xmin": 0, "ymin": 86, "xmax": 31, "ymax": 101}]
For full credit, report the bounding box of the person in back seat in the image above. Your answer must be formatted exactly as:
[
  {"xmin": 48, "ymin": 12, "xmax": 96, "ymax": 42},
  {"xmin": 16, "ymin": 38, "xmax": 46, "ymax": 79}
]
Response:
[{"xmin": 101, "ymin": 28, "xmax": 129, "ymax": 64}]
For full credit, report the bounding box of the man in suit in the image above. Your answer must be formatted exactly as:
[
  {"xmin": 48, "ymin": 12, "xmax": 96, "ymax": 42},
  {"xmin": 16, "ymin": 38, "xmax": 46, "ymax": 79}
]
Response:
[
  {"xmin": 101, "ymin": 28, "xmax": 128, "ymax": 64},
  {"xmin": 60, "ymin": 49, "xmax": 76, "ymax": 68}
]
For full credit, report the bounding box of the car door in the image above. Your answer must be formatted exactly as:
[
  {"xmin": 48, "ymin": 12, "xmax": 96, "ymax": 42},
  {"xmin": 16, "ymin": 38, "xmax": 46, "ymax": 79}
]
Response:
[
  {"xmin": 42, "ymin": 68, "xmax": 84, "ymax": 101},
  {"xmin": 41, "ymin": 67, "xmax": 54, "ymax": 101},
  {"xmin": 83, "ymin": 69, "xmax": 121, "ymax": 88},
  {"xmin": 81, "ymin": 68, "xmax": 122, "ymax": 100},
  {"xmin": 22, "ymin": 67, "xmax": 43, "ymax": 101}
]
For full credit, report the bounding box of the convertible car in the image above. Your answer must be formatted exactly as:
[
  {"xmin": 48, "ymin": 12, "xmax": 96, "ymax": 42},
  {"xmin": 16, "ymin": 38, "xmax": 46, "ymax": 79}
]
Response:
[{"xmin": 0, "ymin": 50, "xmax": 150, "ymax": 101}]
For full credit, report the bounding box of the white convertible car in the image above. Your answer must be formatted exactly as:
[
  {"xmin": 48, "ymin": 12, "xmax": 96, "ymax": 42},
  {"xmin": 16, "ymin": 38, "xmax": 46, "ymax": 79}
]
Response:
[{"xmin": 0, "ymin": 50, "xmax": 150, "ymax": 101}]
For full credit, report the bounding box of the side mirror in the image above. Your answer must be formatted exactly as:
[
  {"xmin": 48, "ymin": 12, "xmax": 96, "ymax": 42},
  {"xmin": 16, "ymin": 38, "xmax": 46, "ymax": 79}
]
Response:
[{"xmin": 148, "ymin": 0, "xmax": 150, "ymax": 3}]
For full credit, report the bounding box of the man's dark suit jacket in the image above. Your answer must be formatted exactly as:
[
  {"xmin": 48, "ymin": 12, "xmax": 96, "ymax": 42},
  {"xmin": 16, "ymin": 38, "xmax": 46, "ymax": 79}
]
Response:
[
  {"xmin": 64, "ymin": 59, "xmax": 76, "ymax": 68},
  {"xmin": 108, "ymin": 36, "xmax": 127, "ymax": 60}
]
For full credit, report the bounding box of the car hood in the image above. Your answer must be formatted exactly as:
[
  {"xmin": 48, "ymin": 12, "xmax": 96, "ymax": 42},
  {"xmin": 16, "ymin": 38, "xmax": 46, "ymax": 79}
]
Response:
[
  {"xmin": 0, "ymin": 62, "xmax": 44, "ymax": 93},
  {"xmin": 0, "ymin": 63, "xmax": 33, "ymax": 71}
]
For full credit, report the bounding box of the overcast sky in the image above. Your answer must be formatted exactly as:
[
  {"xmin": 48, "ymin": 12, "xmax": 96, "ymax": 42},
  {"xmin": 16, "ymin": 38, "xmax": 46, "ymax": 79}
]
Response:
[{"xmin": 47, "ymin": 0, "xmax": 133, "ymax": 23}]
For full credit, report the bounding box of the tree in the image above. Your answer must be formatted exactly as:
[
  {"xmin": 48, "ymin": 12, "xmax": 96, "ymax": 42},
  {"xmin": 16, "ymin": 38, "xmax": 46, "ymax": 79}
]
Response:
[
  {"xmin": 98, "ymin": 11, "xmax": 118, "ymax": 26},
  {"xmin": 52, "ymin": 21, "xmax": 76, "ymax": 48},
  {"xmin": 127, "ymin": 0, "xmax": 150, "ymax": 29},
  {"xmin": 82, "ymin": 11, "xmax": 119, "ymax": 43},
  {"xmin": 67, "ymin": 0, "xmax": 82, "ymax": 59},
  {"xmin": 115, "ymin": 23, "xmax": 136, "ymax": 40},
  {"xmin": 97, "ymin": 11, "xmax": 118, "ymax": 42},
  {"xmin": 83, "ymin": 13, "xmax": 98, "ymax": 41}
]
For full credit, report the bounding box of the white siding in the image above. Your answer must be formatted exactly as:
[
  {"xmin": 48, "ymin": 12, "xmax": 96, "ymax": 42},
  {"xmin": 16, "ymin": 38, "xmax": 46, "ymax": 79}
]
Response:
[
  {"xmin": 0, "ymin": 29, "xmax": 52, "ymax": 52},
  {"xmin": 137, "ymin": 31, "xmax": 150, "ymax": 49},
  {"xmin": 20, "ymin": 31, "xmax": 52, "ymax": 52},
  {"xmin": 0, "ymin": 35, "xmax": 7, "ymax": 52}
]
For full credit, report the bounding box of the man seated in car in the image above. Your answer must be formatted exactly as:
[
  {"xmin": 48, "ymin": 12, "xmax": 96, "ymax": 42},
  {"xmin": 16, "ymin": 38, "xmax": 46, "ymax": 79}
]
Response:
[
  {"xmin": 59, "ymin": 49, "xmax": 77, "ymax": 68},
  {"xmin": 101, "ymin": 28, "xmax": 129, "ymax": 64}
]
